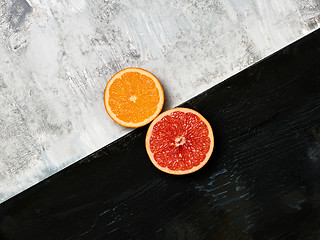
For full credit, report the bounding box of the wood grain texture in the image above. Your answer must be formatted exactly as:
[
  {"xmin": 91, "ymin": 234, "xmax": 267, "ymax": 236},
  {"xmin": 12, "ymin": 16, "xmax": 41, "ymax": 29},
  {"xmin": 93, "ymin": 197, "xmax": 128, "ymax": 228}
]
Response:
[{"xmin": 0, "ymin": 29, "xmax": 320, "ymax": 240}]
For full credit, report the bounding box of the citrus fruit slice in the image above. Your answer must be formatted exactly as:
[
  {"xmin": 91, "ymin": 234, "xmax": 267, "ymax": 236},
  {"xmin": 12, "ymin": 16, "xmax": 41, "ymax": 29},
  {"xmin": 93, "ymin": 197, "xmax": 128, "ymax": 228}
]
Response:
[
  {"xmin": 145, "ymin": 108, "xmax": 214, "ymax": 175},
  {"xmin": 104, "ymin": 68, "xmax": 164, "ymax": 128}
]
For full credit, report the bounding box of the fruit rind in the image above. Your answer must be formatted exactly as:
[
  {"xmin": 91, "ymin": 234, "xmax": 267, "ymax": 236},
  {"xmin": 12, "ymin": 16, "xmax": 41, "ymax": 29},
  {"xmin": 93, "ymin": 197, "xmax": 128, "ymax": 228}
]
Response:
[{"xmin": 145, "ymin": 107, "xmax": 214, "ymax": 175}]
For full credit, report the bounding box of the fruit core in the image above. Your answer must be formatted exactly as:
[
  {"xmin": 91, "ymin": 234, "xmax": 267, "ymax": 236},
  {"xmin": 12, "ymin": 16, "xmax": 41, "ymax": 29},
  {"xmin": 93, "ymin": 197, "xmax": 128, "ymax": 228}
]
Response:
[
  {"xmin": 175, "ymin": 136, "xmax": 186, "ymax": 146},
  {"xmin": 129, "ymin": 95, "xmax": 137, "ymax": 102}
]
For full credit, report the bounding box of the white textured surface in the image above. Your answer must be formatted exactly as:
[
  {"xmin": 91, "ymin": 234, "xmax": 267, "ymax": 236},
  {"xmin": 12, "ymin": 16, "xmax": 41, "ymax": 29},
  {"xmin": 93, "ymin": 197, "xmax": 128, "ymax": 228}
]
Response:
[{"xmin": 0, "ymin": 0, "xmax": 319, "ymax": 203}]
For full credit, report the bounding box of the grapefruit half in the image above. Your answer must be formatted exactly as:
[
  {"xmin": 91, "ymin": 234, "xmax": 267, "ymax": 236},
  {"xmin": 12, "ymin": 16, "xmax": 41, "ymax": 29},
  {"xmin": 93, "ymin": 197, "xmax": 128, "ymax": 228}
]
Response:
[{"xmin": 145, "ymin": 108, "xmax": 214, "ymax": 175}]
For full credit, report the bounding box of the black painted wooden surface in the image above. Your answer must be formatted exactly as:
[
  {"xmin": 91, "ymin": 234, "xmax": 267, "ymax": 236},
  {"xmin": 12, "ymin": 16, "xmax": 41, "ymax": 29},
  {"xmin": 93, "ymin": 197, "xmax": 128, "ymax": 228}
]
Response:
[{"xmin": 1, "ymin": 29, "xmax": 320, "ymax": 240}]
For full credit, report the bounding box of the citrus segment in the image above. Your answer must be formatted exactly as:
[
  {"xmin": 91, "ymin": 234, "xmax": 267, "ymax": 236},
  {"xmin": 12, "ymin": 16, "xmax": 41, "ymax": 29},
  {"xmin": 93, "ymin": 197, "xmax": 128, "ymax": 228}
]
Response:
[
  {"xmin": 146, "ymin": 108, "xmax": 214, "ymax": 175},
  {"xmin": 104, "ymin": 68, "xmax": 164, "ymax": 128}
]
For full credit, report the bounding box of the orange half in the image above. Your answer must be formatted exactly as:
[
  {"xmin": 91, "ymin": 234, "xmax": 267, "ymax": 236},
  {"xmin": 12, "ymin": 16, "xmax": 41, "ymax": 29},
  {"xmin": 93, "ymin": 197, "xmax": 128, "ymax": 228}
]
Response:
[{"xmin": 104, "ymin": 68, "xmax": 164, "ymax": 128}]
